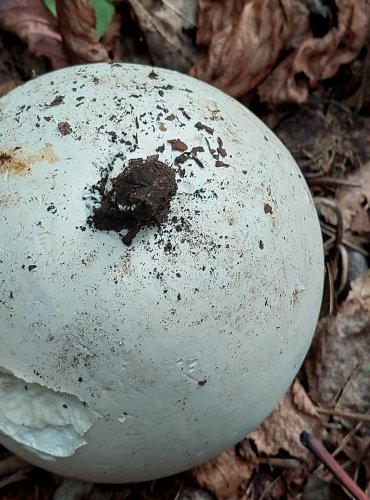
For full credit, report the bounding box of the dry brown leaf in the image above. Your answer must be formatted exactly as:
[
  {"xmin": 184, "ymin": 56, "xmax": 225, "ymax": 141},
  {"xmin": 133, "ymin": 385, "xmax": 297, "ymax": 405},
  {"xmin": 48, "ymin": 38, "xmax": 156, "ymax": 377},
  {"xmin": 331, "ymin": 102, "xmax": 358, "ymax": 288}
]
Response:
[
  {"xmin": 0, "ymin": 0, "xmax": 68, "ymax": 68},
  {"xmin": 335, "ymin": 162, "xmax": 370, "ymax": 244},
  {"xmin": 101, "ymin": 11, "xmax": 124, "ymax": 62},
  {"xmin": 56, "ymin": 0, "xmax": 110, "ymax": 64},
  {"xmin": 248, "ymin": 384, "xmax": 322, "ymax": 462},
  {"xmin": 292, "ymin": 378, "xmax": 320, "ymax": 419},
  {"xmin": 191, "ymin": 0, "xmax": 370, "ymax": 104},
  {"xmin": 348, "ymin": 269, "xmax": 370, "ymax": 312},
  {"xmin": 127, "ymin": 0, "xmax": 198, "ymax": 72},
  {"xmin": 0, "ymin": 81, "xmax": 20, "ymax": 97},
  {"xmin": 343, "ymin": 434, "xmax": 370, "ymax": 464},
  {"xmin": 192, "ymin": 448, "xmax": 256, "ymax": 500},
  {"xmin": 305, "ymin": 272, "xmax": 370, "ymax": 415},
  {"xmin": 259, "ymin": 0, "xmax": 370, "ymax": 104},
  {"xmin": 190, "ymin": 0, "xmax": 293, "ymax": 97}
]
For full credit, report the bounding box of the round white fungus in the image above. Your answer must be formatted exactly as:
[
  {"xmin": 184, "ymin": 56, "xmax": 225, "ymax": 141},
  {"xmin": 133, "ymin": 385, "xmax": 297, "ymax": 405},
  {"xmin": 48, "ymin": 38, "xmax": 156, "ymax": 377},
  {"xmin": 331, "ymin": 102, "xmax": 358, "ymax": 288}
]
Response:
[{"xmin": 0, "ymin": 63, "xmax": 323, "ymax": 483}]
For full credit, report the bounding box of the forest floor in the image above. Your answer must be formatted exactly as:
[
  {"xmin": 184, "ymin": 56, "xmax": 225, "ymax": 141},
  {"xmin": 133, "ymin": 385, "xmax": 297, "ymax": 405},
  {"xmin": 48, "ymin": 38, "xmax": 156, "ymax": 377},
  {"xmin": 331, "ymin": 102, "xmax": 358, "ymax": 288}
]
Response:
[{"xmin": 0, "ymin": 1, "xmax": 369, "ymax": 499}]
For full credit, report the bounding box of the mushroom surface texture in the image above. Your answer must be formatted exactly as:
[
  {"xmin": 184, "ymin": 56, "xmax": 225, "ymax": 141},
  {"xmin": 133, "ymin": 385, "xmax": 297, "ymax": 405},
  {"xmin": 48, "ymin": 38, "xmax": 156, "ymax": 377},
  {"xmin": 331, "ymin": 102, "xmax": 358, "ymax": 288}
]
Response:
[{"xmin": 0, "ymin": 63, "xmax": 324, "ymax": 483}]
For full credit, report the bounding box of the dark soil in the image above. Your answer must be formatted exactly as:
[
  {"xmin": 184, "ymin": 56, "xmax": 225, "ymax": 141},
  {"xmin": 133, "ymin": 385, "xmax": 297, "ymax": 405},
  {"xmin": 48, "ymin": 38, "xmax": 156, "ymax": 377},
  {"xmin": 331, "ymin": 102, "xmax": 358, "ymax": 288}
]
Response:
[{"xmin": 91, "ymin": 155, "xmax": 177, "ymax": 246}]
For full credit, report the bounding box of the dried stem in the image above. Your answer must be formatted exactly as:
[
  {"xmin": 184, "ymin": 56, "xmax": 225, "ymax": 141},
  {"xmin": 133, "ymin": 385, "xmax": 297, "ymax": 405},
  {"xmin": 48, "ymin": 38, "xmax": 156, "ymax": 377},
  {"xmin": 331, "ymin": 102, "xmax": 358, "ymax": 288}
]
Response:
[{"xmin": 300, "ymin": 432, "xmax": 369, "ymax": 500}]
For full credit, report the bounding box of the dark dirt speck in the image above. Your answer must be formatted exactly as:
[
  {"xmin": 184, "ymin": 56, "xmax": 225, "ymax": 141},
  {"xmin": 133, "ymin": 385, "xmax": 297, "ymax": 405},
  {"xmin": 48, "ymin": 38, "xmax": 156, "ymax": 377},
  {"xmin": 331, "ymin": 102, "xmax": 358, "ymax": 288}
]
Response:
[
  {"xmin": 47, "ymin": 95, "xmax": 64, "ymax": 107},
  {"xmin": 91, "ymin": 156, "xmax": 178, "ymax": 246},
  {"xmin": 58, "ymin": 122, "xmax": 72, "ymax": 135},
  {"xmin": 264, "ymin": 203, "xmax": 273, "ymax": 214}
]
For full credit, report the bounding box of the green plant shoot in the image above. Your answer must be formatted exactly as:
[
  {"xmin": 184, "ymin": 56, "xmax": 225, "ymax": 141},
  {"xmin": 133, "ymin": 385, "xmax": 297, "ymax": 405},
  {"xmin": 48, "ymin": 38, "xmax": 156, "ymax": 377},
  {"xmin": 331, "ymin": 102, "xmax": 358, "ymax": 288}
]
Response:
[{"xmin": 43, "ymin": 0, "xmax": 115, "ymax": 39}]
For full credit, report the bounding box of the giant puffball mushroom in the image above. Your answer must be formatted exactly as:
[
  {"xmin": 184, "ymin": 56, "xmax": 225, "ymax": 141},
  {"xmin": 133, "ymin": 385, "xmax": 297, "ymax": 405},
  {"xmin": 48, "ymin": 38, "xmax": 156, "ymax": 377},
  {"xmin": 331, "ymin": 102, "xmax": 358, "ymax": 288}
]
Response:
[{"xmin": 0, "ymin": 64, "xmax": 323, "ymax": 483}]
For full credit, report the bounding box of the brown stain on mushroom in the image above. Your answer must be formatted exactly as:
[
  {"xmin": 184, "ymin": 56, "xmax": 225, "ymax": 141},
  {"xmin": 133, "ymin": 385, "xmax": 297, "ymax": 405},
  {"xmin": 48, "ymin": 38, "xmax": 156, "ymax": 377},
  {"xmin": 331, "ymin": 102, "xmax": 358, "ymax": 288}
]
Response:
[
  {"xmin": 0, "ymin": 143, "xmax": 59, "ymax": 176},
  {"xmin": 0, "ymin": 193, "xmax": 20, "ymax": 208}
]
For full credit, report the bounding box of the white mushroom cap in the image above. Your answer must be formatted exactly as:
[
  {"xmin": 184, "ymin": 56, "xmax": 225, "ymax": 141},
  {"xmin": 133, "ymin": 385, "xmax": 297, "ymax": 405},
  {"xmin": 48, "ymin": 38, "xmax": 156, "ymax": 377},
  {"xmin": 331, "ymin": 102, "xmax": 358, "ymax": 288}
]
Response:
[{"xmin": 0, "ymin": 63, "xmax": 323, "ymax": 483}]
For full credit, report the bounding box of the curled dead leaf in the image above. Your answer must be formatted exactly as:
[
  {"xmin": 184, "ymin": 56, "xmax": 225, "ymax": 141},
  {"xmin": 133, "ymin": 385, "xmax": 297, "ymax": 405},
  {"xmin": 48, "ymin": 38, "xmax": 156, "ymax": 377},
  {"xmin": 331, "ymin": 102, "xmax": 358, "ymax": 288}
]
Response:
[
  {"xmin": 348, "ymin": 269, "xmax": 370, "ymax": 312},
  {"xmin": 191, "ymin": 0, "xmax": 370, "ymax": 104},
  {"xmin": 248, "ymin": 384, "xmax": 322, "ymax": 462},
  {"xmin": 56, "ymin": 0, "xmax": 110, "ymax": 63},
  {"xmin": 127, "ymin": 0, "xmax": 198, "ymax": 72},
  {"xmin": 292, "ymin": 378, "xmax": 320, "ymax": 420},
  {"xmin": 305, "ymin": 272, "xmax": 370, "ymax": 416},
  {"xmin": 0, "ymin": 0, "xmax": 68, "ymax": 68},
  {"xmin": 192, "ymin": 448, "xmax": 256, "ymax": 500},
  {"xmin": 259, "ymin": 0, "xmax": 370, "ymax": 104},
  {"xmin": 335, "ymin": 162, "xmax": 370, "ymax": 244},
  {"xmin": 190, "ymin": 0, "xmax": 293, "ymax": 97},
  {"xmin": 101, "ymin": 11, "xmax": 124, "ymax": 61},
  {"xmin": 0, "ymin": 81, "xmax": 21, "ymax": 97}
]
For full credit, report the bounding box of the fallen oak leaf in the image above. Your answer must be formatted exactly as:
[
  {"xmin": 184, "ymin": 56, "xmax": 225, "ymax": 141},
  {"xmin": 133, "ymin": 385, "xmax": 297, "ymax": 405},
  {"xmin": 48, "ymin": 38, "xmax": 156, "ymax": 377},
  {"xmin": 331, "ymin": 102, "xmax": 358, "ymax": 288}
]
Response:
[
  {"xmin": 248, "ymin": 383, "xmax": 322, "ymax": 462},
  {"xmin": 190, "ymin": 0, "xmax": 293, "ymax": 97},
  {"xmin": 292, "ymin": 378, "xmax": 320, "ymax": 420},
  {"xmin": 191, "ymin": 447, "xmax": 256, "ymax": 500},
  {"xmin": 258, "ymin": 0, "xmax": 370, "ymax": 104},
  {"xmin": 0, "ymin": 0, "xmax": 68, "ymax": 69},
  {"xmin": 305, "ymin": 273, "xmax": 370, "ymax": 416},
  {"xmin": 0, "ymin": 80, "xmax": 21, "ymax": 97},
  {"xmin": 56, "ymin": 0, "xmax": 110, "ymax": 64},
  {"xmin": 191, "ymin": 0, "xmax": 370, "ymax": 105},
  {"xmin": 101, "ymin": 11, "xmax": 124, "ymax": 62},
  {"xmin": 127, "ymin": 0, "xmax": 198, "ymax": 72},
  {"xmin": 335, "ymin": 162, "xmax": 370, "ymax": 245}
]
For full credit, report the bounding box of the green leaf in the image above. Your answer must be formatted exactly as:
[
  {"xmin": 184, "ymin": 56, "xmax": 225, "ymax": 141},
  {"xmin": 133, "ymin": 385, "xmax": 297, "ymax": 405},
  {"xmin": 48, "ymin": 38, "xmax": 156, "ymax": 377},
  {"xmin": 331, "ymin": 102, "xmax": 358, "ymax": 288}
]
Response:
[
  {"xmin": 43, "ymin": 0, "xmax": 115, "ymax": 39},
  {"xmin": 44, "ymin": 0, "xmax": 57, "ymax": 17},
  {"xmin": 92, "ymin": 0, "xmax": 115, "ymax": 39}
]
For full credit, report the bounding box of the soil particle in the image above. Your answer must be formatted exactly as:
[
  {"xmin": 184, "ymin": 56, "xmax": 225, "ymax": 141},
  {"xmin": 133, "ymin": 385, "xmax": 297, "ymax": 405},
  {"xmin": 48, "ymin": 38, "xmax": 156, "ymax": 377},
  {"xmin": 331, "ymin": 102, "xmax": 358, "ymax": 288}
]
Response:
[
  {"xmin": 58, "ymin": 122, "xmax": 72, "ymax": 135},
  {"xmin": 195, "ymin": 121, "xmax": 214, "ymax": 135},
  {"xmin": 217, "ymin": 137, "xmax": 227, "ymax": 157},
  {"xmin": 91, "ymin": 156, "xmax": 178, "ymax": 246},
  {"xmin": 215, "ymin": 160, "xmax": 229, "ymax": 168},
  {"xmin": 47, "ymin": 95, "xmax": 64, "ymax": 107},
  {"xmin": 168, "ymin": 139, "xmax": 188, "ymax": 151},
  {"xmin": 264, "ymin": 203, "xmax": 273, "ymax": 214},
  {"xmin": 148, "ymin": 70, "xmax": 159, "ymax": 79},
  {"xmin": 179, "ymin": 107, "xmax": 191, "ymax": 120},
  {"xmin": 175, "ymin": 147, "xmax": 205, "ymax": 167}
]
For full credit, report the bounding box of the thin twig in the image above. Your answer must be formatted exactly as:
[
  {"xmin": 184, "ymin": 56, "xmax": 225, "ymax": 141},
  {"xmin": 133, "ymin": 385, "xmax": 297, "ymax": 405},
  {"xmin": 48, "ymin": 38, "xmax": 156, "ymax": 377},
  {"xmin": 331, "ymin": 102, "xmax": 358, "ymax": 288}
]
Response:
[
  {"xmin": 314, "ymin": 421, "xmax": 364, "ymax": 475},
  {"xmin": 319, "ymin": 223, "xmax": 369, "ymax": 256},
  {"xmin": 0, "ymin": 455, "xmax": 29, "ymax": 476},
  {"xmin": 335, "ymin": 355, "xmax": 370, "ymax": 408},
  {"xmin": 307, "ymin": 177, "xmax": 360, "ymax": 188},
  {"xmin": 337, "ymin": 244, "xmax": 349, "ymax": 295},
  {"xmin": 315, "ymin": 407, "xmax": 370, "ymax": 422},
  {"xmin": 300, "ymin": 432, "xmax": 370, "ymax": 500},
  {"xmin": 257, "ymin": 457, "xmax": 300, "ymax": 469},
  {"xmin": 326, "ymin": 260, "xmax": 335, "ymax": 315},
  {"xmin": 0, "ymin": 468, "xmax": 33, "ymax": 490}
]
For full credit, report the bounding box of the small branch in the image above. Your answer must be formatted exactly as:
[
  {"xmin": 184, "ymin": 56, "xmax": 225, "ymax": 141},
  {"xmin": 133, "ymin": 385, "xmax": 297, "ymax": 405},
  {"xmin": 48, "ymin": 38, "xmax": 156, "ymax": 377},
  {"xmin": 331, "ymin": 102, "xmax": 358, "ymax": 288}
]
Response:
[
  {"xmin": 0, "ymin": 456, "xmax": 29, "ymax": 476},
  {"xmin": 315, "ymin": 407, "xmax": 370, "ymax": 422},
  {"xmin": 300, "ymin": 432, "xmax": 370, "ymax": 500},
  {"xmin": 307, "ymin": 177, "xmax": 360, "ymax": 188},
  {"xmin": 257, "ymin": 457, "xmax": 300, "ymax": 469}
]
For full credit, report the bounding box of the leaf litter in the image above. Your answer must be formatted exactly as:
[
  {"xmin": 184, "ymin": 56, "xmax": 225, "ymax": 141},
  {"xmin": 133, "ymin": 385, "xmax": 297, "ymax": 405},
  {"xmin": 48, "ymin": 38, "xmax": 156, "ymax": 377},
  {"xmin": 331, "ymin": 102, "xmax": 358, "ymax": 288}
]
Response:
[{"xmin": 0, "ymin": 0, "xmax": 370, "ymax": 498}]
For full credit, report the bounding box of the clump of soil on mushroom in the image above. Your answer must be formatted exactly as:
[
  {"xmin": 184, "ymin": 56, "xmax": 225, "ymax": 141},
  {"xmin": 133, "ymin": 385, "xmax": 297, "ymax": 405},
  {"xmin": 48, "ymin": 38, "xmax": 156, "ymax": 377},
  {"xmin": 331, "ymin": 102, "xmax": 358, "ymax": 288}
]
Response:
[{"xmin": 91, "ymin": 155, "xmax": 178, "ymax": 246}]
